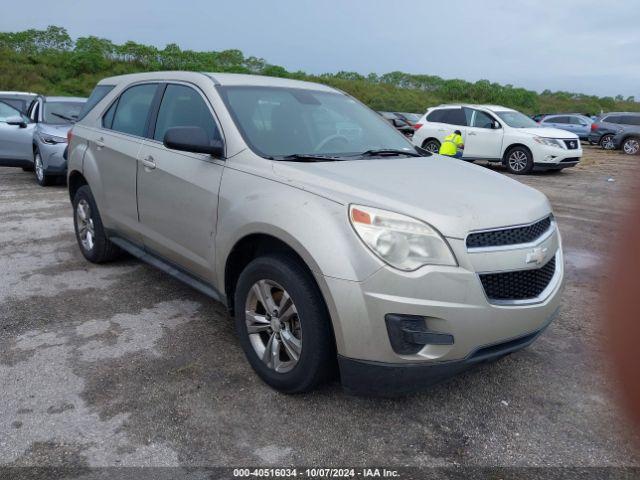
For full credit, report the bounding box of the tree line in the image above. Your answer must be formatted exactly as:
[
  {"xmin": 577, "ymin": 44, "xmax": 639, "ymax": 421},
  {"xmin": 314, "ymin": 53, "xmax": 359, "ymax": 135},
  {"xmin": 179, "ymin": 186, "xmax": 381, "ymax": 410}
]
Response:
[{"xmin": 1, "ymin": 26, "xmax": 637, "ymax": 115}]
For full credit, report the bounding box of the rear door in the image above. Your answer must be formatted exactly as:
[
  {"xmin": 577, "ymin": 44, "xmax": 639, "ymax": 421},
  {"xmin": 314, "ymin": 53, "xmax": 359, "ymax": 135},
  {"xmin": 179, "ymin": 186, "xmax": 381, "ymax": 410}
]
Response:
[
  {"xmin": 0, "ymin": 101, "xmax": 35, "ymax": 165},
  {"xmin": 83, "ymin": 82, "xmax": 159, "ymax": 241},
  {"xmin": 136, "ymin": 83, "xmax": 225, "ymax": 281},
  {"xmin": 431, "ymin": 108, "xmax": 467, "ymax": 142},
  {"xmin": 462, "ymin": 108, "xmax": 502, "ymax": 159}
]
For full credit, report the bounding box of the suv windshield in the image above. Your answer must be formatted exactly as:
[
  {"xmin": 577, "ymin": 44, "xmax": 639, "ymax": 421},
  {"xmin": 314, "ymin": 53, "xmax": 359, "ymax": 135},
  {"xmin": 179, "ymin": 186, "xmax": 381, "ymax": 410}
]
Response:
[
  {"xmin": 44, "ymin": 101, "xmax": 84, "ymax": 125},
  {"xmin": 218, "ymin": 86, "xmax": 415, "ymax": 159},
  {"xmin": 495, "ymin": 111, "xmax": 539, "ymax": 128}
]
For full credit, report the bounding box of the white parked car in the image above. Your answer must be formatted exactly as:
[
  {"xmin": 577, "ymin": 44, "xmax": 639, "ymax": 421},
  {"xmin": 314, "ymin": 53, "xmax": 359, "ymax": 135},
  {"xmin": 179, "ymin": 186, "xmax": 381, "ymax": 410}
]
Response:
[{"xmin": 412, "ymin": 104, "xmax": 582, "ymax": 174}]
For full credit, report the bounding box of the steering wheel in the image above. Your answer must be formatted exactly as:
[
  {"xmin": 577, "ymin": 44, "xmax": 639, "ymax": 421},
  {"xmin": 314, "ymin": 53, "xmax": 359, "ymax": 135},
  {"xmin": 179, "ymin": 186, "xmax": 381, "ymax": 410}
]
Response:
[{"xmin": 313, "ymin": 134, "xmax": 350, "ymax": 153}]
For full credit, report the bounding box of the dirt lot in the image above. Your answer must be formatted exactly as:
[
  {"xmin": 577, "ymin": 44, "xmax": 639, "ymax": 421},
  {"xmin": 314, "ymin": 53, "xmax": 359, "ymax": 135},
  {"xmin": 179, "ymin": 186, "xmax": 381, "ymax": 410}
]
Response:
[{"xmin": 1, "ymin": 146, "xmax": 640, "ymax": 469}]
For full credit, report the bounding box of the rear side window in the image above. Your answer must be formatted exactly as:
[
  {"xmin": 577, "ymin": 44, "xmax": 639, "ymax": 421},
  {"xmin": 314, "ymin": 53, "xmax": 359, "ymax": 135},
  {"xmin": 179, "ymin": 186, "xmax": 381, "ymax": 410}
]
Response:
[
  {"xmin": 619, "ymin": 116, "xmax": 640, "ymax": 126},
  {"xmin": 550, "ymin": 116, "xmax": 569, "ymax": 124},
  {"xmin": 110, "ymin": 84, "xmax": 158, "ymax": 137},
  {"xmin": 77, "ymin": 85, "xmax": 114, "ymax": 121},
  {"xmin": 603, "ymin": 115, "xmax": 621, "ymax": 124},
  {"xmin": 426, "ymin": 109, "xmax": 444, "ymax": 122},
  {"xmin": 153, "ymin": 84, "xmax": 220, "ymax": 143},
  {"xmin": 440, "ymin": 108, "xmax": 467, "ymax": 126}
]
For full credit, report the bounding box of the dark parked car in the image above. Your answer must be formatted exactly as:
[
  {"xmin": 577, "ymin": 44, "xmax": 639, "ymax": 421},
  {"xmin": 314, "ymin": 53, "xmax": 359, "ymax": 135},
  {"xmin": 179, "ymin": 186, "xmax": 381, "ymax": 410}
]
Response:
[
  {"xmin": 589, "ymin": 113, "xmax": 640, "ymax": 150},
  {"xmin": 393, "ymin": 112, "xmax": 421, "ymax": 126},
  {"xmin": 379, "ymin": 111, "xmax": 414, "ymax": 136},
  {"xmin": 613, "ymin": 125, "xmax": 640, "ymax": 155}
]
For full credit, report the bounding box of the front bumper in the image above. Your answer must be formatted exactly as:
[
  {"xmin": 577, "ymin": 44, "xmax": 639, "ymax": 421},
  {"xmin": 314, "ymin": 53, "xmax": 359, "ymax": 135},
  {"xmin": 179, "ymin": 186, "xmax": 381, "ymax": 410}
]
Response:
[
  {"xmin": 533, "ymin": 144, "xmax": 582, "ymax": 168},
  {"xmin": 37, "ymin": 140, "xmax": 68, "ymax": 175},
  {"xmin": 322, "ymin": 227, "xmax": 564, "ymax": 394},
  {"xmin": 339, "ymin": 308, "xmax": 557, "ymax": 396}
]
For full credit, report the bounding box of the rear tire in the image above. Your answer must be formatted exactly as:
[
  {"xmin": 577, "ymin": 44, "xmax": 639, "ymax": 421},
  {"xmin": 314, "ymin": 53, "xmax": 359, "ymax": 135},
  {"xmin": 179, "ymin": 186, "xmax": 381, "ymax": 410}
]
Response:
[
  {"xmin": 234, "ymin": 254, "xmax": 335, "ymax": 393},
  {"xmin": 422, "ymin": 139, "xmax": 441, "ymax": 155},
  {"xmin": 600, "ymin": 134, "xmax": 616, "ymax": 150},
  {"xmin": 622, "ymin": 137, "xmax": 640, "ymax": 155},
  {"xmin": 72, "ymin": 185, "xmax": 122, "ymax": 263},
  {"xmin": 504, "ymin": 146, "xmax": 534, "ymax": 175}
]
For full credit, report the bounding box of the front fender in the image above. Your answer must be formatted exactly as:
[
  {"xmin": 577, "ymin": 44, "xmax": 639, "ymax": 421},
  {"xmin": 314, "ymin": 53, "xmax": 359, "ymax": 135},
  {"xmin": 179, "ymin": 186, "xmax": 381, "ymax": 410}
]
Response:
[{"xmin": 215, "ymin": 166, "xmax": 383, "ymax": 290}]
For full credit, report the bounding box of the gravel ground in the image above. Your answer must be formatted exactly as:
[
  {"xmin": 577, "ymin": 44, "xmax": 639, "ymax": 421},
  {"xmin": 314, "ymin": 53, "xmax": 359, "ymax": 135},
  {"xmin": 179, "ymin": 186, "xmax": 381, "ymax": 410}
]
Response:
[{"xmin": 1, "ymin": 146, "xmax": 640, "ymax": 470}]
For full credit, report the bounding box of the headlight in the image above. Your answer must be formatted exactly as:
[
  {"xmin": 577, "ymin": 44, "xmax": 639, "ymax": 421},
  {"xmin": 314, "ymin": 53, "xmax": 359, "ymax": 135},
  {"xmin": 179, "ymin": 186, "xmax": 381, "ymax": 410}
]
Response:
[
  {"xmin": 39, "ymin": 133, "xmax": 67, "ymax": 145},
  {"xmin": 533, "ymin": 137, "xmax": 564, "ymax": 148},
  {"xmin": 349, "ymin": 205, "xmax": 457, "ymax": 271}
]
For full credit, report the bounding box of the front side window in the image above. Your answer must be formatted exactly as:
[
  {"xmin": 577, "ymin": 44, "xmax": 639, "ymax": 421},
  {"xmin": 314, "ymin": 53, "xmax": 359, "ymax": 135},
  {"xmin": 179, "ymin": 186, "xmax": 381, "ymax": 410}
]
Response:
[
  {"xmin": 110, "ymin": 84, "xmax": 158, "ymax": 137},
  {"xmin": 549, "ymin": 116, "xmax": 569, "ymax": 124},
  {"xmin": 495, "ymin": 110, "xmax": 539, "ymax": 128},
  {"xmin": 43, "ymin": 101, "xmax": 84, "ymax": 125},
  {"xmin": 471, "ymin": 109, "xmax": 495, "ymax": 128},
  {"xmin": 218, "ymin": 86, "xmax": 413, "ymax": 158},
  {"xmin": 153, "ymin": 84, "xmax": 220, "ymax": 143},
  {"xmin": 0, "ymin": 101, "xmax": 27, "ymax": 122}
]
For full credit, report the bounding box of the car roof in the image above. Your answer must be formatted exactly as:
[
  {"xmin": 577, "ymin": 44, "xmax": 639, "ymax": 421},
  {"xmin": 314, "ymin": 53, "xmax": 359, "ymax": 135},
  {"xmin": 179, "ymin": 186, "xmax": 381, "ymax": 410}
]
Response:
[
  {"xmin": 0, "ymin": 91, "xmax": 38, "ymax": 96},
  {"xmin": 431, "ymin": 104, "xmax": 515, "ymax": 112},
  {"xmin": 97, "ymin": 71, "xmax": 337, "ymax": 93},
  {"xmin": 43, "ymin": 96, "xmax": 87, "ymax": 103},
  {"xmin": 601, "ymin": 112, "xmax": 640, "ymax": 116}
]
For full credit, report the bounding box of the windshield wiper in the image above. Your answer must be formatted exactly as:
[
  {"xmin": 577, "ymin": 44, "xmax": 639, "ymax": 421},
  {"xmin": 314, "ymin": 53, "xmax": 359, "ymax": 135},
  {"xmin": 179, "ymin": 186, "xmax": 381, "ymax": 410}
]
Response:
[
  {"xmin": 276, "ymin": 153, "xmax": 341, "ymax": 162},
  {"xmin": 356, "ymin": 149, "xmax": 422, "ymax": 158},
  {"xmin": 51, "ymin": 112, "xmax": 75, "ymax": 122}
]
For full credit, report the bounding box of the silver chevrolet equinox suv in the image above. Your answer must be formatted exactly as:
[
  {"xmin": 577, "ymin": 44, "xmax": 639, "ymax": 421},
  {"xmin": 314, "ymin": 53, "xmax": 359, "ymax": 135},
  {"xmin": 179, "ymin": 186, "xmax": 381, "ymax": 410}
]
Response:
[{"xmin": 67, "ymin": 72, "xmax": 563, "ymax": 396}]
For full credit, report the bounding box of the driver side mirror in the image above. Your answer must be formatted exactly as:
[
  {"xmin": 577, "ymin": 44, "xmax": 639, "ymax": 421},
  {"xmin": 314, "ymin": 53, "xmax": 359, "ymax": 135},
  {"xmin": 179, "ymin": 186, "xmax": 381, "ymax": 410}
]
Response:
[
  {"xmin": 163, "ymin": 126, "xmax": 224, "ymax": 158},
  {"xmin": 491, "ymin": 120, "xmax": 501, "ymax": 129},
  {"xmin": 6, "ymin": 116, "xmax": 28, "ymax": 128}
]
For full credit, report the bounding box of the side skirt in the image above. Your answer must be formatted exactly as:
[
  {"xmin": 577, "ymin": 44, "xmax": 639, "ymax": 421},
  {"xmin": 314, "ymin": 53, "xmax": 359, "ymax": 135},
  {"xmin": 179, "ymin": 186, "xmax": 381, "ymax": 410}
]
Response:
[{"xmin": 110, "ymin": 236, "xmax": 226, "ymax": 305}]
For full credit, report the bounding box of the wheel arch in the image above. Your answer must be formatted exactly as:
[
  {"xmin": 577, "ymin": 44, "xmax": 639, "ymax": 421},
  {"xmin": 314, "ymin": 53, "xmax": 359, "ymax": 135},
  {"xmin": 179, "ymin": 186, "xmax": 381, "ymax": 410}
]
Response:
[
  {"xmin": 502, "ymin": 143, "xmax": 533, "ymax": 164},
  {"xmin": 68, "ymin": 170, "xmax": 88, "ymax": 202}
]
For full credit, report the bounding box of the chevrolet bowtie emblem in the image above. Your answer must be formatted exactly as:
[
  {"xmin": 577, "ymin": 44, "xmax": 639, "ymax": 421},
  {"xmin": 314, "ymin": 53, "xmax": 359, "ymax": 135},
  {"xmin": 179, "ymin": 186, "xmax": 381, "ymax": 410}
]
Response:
[{"xmin": 526, "ymin": 247, "xmax": 548, "ymax": 266}]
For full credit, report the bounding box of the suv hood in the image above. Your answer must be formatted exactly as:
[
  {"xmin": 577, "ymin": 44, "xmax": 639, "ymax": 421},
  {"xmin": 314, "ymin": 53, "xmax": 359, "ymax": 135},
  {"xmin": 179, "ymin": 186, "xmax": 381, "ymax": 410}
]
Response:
[
  {"xmin": 517, "ymin": 127, "xmax": 578, "ymax": 139},
  {"xmin": 38, "ymin": 123, "xmax": 72, "ymax": 137},
  {"xmin": 273, "ymin": 156, "xmax": 551, "ymax": 239}
]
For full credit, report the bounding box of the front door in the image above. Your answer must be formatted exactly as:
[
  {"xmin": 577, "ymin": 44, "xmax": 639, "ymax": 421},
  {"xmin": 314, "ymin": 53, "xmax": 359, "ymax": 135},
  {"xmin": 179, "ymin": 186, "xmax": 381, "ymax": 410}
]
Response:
[
  {"xmin": 0, "ymin": 102, "xmax": 35, "ymax": 166},
  {"xmin": 136, "ymin": 83, "xmax": 224, "ymax": 282},
  {"xmin": 462, "ymin": 108, "xmax": 503, "ymax": 159}
]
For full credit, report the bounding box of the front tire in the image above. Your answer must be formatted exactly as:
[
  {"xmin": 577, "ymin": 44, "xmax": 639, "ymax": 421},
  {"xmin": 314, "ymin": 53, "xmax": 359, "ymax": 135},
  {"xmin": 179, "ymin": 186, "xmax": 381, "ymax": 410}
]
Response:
[
  {"xmin": 505, "ymin": 146, "xmax": 534, "ymax": 174},
  {"xmin": 600, "ymin": 134, "xmax": 616, "ymax": 150},
  {"xmin": 34, "ymin": 149, "xmax": 53, "ymax": 186},
  {"xmin": 422, "ymin": 139, "xmax": 441, "ymax": 155},
  {"xmin": 622, "ymin": 137, "xmax": 640, "ymax": 155},
  {"xmin": 234, "ymin": 254, "xmax": 335, "ymax": 393},
  {"xmin": 72, "ymin": 185, "xmax": 121, "ymax": 263}
]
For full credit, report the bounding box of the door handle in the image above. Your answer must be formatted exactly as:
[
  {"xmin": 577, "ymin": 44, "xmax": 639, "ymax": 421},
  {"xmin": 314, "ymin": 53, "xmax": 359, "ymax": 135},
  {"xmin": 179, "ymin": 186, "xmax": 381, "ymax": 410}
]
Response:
[
  {"xmin": 95, "ymin": 137, "xmax": 105, "ymax": 149},
  {"xmin": 141, "ymin": 156, "xmax": 156, "ymax": 170},
  {"xmin": 468, "ymin": 132, "xmax": 477, "ymax": 136}
]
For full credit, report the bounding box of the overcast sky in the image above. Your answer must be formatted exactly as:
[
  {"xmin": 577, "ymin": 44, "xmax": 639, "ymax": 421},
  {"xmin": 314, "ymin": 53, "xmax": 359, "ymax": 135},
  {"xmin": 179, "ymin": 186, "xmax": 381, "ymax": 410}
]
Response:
[{"xmin": 2, "ymin": 0, "xmax": 639, "ymax": 99}]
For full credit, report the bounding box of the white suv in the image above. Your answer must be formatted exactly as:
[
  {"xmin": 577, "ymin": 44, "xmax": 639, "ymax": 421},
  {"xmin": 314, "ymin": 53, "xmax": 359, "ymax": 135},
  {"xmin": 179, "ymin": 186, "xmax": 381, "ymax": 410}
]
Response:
[{"xmin": 412, "ymin": 104, "xmax": 582, "ymax": 174}]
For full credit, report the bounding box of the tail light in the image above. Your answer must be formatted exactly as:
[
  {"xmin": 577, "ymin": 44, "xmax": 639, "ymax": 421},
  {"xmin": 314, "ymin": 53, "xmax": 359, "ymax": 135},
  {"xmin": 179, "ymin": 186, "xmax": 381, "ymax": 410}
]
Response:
[
  {"xmin": 413, "ymin": 123, "xmax": 423, "ymax": 131},
  {"xmin": 591, "ymin": 123, "xmax": 598, "ymax": 132},
  {"xmin": 67, "ymin": 129, "xmax": 74, "ymax": 143}
]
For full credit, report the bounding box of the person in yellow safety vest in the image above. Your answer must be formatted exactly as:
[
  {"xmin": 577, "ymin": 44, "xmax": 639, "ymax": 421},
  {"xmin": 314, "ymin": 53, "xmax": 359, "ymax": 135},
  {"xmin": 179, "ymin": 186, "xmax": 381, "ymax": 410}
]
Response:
[{"xmin": 439, "ymin": 129, "xmax": 464, "ymax": 159}]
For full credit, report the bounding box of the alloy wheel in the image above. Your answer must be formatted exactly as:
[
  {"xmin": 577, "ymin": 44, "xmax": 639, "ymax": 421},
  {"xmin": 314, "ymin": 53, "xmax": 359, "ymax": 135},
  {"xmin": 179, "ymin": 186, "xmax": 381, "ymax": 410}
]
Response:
[
  {"xmin": 508, "ymin": 150, "xmax": 528, "ymax": 172},
  {"xmin": 245, "ymin": 279, "xmax": 302, "ymax": 373},
  {"xmin": 601, "ymin": 135, "xmax": 616, "ymax": 150},
  {"xmin": 75, "ymin": 199, "xmax": 95, "ymax": 252},
  {"xmin": 424, "ymin": 141, "xmax": 439, "ymax": 154},
  {"xmin": 623, "ymin": 138, "xmax": 640, "ymax": 155},
  {"xmin": 34, "ymin": 153, "xmax": 44, "ymax": 183}
]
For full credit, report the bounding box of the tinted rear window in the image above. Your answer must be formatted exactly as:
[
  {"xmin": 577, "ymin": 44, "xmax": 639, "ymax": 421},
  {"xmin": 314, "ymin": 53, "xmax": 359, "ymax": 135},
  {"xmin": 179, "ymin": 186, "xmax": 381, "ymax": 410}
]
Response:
[
  {"xmin": 440, "ymin": 108, "xmax": 467, "ymax": 126},
  {"xmin": 78, "ymin": 85, "xmax": 115, "ymax": 120}
]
